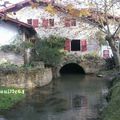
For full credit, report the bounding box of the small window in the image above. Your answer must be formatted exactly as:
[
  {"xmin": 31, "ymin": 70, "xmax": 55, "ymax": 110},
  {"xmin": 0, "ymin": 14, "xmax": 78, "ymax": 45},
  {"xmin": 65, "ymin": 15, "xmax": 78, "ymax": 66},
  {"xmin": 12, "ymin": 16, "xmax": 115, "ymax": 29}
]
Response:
[
  {"xmin": 27, "ymin": 19, "xmax": 32, "ymax": 25},
  {"xmin": 71, "ymin": 40, "xmax": 80, "ymax": 51},
  {"xmin": 103, "ymin": 50, "xmax": 109, "ymax": 59},
  {"xmin": 49, "ymin": 19, "xmax": 54, "ymax": 27},
  {"xmin": 64, "ymin": 19, "xmax": 71, "ymax": 27},
  {"xmin": 27, "ymin": 19, "xmax": 39, "ymax": 28},
  {"xmin": 71, "ymin": 19, "xmax": 76, "ymax": 26},
  {"xmin": 64, "ymin": 18, "xmax": 76, "ymax": 27}
]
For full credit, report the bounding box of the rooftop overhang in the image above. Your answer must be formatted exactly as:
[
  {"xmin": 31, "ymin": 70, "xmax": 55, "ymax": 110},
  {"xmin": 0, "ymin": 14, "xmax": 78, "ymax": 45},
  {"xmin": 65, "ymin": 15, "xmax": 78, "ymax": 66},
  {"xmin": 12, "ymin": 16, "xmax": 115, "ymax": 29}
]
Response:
[{"xmin": 0, "ymin": 13, "xmax": 36, "ymax": 37}]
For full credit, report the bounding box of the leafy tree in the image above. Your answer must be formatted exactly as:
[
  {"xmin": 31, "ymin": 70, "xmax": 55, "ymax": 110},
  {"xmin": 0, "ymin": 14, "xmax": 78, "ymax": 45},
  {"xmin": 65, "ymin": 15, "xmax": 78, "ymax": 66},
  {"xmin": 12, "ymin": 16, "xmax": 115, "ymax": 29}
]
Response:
[
  {"xmin": 87, "ymin": 0, "xmax": 120, "ymax": 67},
  {"xmin": 32, "ymin": 35, "xmax": 65, "ymax": 67}
]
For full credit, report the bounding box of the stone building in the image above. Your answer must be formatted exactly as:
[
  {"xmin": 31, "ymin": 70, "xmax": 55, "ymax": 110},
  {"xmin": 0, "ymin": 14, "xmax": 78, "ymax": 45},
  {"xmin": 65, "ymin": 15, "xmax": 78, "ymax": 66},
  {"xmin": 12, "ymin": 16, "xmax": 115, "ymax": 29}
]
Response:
[{"xmin": 0, "ymin": 0, "xmax": 101, "ymax": 56}]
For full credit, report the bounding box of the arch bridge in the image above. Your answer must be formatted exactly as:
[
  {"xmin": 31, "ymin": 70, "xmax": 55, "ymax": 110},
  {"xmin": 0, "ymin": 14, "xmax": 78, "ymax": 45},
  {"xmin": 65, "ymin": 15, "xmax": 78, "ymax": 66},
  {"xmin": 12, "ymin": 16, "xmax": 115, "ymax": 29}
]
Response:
[{"xmin": 54, "ymin": 55, "xmax": 104, "ymax": 77}]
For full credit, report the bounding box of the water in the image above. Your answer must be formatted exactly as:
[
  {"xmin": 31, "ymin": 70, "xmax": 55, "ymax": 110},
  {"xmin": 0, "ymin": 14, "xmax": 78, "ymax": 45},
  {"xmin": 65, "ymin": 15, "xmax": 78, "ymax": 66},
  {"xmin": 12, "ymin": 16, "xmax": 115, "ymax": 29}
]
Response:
[{"xmin": 0, "ymin": 75, "xmax": 107, "ymax": 120}]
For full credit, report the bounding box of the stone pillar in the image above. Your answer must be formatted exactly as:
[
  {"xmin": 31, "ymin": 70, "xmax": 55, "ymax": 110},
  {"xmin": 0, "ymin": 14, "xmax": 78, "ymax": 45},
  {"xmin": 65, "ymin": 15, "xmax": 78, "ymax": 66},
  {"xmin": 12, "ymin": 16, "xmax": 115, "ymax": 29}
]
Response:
[{"xmin": 22, "ymin": 33, "xmax": 31, "ymax": 65}]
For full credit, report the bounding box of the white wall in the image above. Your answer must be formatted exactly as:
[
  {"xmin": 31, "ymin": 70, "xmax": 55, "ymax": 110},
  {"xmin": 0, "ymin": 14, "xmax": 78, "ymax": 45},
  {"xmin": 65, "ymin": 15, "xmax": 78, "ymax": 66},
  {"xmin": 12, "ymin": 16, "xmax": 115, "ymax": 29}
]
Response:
[
  {"xmin": 0, "ymin": 21, "xmax": 19, "ymax": 46},
  {"xmin": 11, "ymin": 6, "xmax": 98, "ymax": 38},
  {"xmin": 10, "ymin": 6, "xmax": 100, "ymax": 54}
]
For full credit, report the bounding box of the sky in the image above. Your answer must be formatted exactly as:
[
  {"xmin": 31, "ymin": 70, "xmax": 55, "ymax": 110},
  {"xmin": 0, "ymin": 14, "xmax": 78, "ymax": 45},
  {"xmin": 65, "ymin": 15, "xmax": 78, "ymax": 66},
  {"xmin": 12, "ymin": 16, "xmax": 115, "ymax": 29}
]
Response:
[{"xmin": 0, "ymin": 0, "xmax": 23, "ymax": 9}]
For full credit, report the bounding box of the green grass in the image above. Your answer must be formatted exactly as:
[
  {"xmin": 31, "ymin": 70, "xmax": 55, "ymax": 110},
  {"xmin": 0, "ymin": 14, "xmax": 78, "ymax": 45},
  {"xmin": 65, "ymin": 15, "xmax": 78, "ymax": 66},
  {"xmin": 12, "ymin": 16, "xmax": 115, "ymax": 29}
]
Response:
[
  {"xmin": 0, "ymin": 87, "xmax": 25, "ymax": 110},
  {"xmin": 102, "ymin": 77, "xmax": 120, "ymax": 120}
]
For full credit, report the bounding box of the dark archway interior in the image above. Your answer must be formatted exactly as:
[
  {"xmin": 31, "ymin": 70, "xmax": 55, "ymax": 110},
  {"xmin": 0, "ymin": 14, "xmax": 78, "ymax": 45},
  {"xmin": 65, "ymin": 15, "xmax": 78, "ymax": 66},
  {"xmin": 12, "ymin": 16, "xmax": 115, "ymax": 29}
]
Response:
[{"xmin": 60, "ymin": 63, "xmax": 85, "ymax": 75}]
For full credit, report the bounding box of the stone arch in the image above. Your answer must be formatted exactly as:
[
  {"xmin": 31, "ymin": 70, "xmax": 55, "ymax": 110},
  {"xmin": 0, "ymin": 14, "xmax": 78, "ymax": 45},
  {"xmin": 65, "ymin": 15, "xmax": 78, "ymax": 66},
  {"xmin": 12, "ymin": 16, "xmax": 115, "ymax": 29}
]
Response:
[{"xmin": 59, "ymin": 62, "xmax": 85, "ymax": 75}]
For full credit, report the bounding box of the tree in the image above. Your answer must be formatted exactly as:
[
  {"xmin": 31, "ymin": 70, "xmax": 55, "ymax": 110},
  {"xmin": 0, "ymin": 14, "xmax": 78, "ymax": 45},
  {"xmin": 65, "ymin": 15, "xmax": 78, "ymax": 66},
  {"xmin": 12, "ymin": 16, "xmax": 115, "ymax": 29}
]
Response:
[
  {"xmin": 32, "ymin": 36, "xmax": 65, "ymax": 67},
  {"xmin": 87, "ymin": 0, "xmax": 120, "ymax": 68}
]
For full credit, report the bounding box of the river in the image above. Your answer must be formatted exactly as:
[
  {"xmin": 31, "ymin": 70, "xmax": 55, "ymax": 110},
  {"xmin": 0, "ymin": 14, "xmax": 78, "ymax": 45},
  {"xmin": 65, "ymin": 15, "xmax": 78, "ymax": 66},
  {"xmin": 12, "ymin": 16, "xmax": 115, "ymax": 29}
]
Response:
[{"xmin": 0, "ymin": 74, "xmax": 108, "ymax": 120}]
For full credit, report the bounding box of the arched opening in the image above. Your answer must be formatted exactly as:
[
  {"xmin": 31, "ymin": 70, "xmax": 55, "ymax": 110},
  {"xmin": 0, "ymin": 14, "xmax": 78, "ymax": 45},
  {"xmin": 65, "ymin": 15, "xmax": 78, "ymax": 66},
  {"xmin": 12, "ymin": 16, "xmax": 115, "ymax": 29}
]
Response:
[{"xmin": 60, "ymin": 63, "xmax": 85, "ymax": 75}]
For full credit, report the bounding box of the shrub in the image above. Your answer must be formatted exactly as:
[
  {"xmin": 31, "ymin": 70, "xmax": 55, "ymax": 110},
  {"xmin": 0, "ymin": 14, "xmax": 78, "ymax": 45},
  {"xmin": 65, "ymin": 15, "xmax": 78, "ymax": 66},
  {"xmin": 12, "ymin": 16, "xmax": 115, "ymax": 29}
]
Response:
[{"xmin": 32, "ymin": 35, "xmax": 65, "ymax": 67}]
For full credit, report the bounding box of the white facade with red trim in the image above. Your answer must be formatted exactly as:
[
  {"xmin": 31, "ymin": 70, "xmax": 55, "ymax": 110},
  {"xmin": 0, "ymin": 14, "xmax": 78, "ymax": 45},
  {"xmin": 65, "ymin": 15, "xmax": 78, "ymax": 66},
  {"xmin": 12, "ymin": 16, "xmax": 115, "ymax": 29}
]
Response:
[{"xmin": 8, "ymin": 6, "xmax": 101, "ymax": 56}]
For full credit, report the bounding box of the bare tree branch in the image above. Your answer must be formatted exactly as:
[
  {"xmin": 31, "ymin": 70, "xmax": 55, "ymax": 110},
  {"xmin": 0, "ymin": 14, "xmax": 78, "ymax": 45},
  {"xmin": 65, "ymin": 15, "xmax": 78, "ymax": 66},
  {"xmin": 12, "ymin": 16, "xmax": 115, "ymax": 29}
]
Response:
[{"xmin": 112, "ymin": 24, "xmax": 120, "ymax": 37}]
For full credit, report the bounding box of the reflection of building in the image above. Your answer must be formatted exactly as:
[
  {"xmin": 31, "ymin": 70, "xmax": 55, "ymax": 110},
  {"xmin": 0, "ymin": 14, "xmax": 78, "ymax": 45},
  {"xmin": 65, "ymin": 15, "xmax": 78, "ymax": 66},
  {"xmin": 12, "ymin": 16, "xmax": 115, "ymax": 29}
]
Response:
[{"xmin": 72, "ymin": 95, "xmax": 87, "ymax": 109}]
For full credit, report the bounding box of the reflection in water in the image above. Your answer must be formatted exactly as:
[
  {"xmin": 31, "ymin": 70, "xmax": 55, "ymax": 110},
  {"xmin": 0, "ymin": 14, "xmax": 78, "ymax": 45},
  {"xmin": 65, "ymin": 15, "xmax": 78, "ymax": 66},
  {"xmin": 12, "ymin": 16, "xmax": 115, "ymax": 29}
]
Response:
[{"xmin": 0, "ymin": 75, "xmax": 107, "ymax": 120}]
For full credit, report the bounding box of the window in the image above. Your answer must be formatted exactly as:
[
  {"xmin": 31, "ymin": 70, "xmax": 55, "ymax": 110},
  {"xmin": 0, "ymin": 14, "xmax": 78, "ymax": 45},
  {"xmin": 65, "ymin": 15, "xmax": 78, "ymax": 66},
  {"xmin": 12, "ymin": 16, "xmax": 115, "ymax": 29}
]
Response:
[
  {"xmin": 42, "ymin": 19, "xmax": 54, "ymax": 28},
  {"xmin": 71, "ymin": 19, "xmax": 76, "ymax": 26},
  {"xmin": 49, "ymin": 19, "xmax": 54, "ymax": 27},
  {"xmin": 27, "ymin": 19, "xmax": 39, "ymax": 28},
  {"xmin": 64, "ymin": 39, "xmax": 87, "ymax": 52},
  {"xmin": 64, "ymin": 19, "xmax": 71, "ymax": 27},
  {"xmin": 103, "ymin": 50, "xmax": 109, "ymax": 59},
  {"xmin": 27, "ymin": 19, "xmax": 32, "ymax": 25},
  {"xmin": 71, "ymin": 40, "xmax": 80, "ymax": 51},
  {"xmin": 64, "ymin": 18, "xmax": 76, "ymax": 27}
]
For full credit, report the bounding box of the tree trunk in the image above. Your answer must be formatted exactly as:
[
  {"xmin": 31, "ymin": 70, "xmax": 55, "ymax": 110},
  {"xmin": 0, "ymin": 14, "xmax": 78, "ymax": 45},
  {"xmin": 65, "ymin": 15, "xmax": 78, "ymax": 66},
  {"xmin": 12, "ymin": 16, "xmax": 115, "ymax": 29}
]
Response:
[{"xmin": 106, "ymin": 36, "xmax": 120, "ymax": 68}]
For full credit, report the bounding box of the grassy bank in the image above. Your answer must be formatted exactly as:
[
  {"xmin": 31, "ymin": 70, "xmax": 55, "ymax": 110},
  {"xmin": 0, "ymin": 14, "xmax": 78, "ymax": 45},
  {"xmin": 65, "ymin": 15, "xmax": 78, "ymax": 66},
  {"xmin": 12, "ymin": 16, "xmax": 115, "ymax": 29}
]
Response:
[
  {"xmin": 0, "ymin": 87, "xmax": 25, "ymax": 110},
  {"xmin": 101, "ymin": 75, "xmax": 120, "ymax": 120}
]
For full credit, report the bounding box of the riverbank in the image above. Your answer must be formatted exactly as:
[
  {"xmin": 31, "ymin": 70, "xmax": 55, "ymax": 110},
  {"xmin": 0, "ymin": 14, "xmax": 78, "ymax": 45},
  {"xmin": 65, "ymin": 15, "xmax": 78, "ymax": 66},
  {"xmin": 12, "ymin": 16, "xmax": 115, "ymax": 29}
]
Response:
[
  {"xmin": 101, "ymin": 70, "xmax": 120, "ymax": 120},
  {"xmin": 0, "ymin": 87, "xmax": 25, "ymax": 111},
  {"xmin": 0, "ymin": 62, "xmax": 53, "ymax": 88}
]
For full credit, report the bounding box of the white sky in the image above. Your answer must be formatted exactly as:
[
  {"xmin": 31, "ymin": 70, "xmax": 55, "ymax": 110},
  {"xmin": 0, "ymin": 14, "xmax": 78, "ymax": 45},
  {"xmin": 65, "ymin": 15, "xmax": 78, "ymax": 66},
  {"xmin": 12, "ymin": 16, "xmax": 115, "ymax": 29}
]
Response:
[{"xmin": 0, "ymin": 0, "xmax": 23, "ymax": 9}]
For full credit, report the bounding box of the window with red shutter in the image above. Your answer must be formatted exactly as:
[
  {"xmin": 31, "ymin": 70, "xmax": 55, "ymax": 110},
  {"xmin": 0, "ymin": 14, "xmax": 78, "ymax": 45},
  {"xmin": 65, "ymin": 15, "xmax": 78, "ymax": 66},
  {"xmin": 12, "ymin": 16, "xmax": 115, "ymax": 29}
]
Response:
[
  {"xmin": 64, "ymin": 39, "xmax": 71, "ymax": 51},
  {"xmin": 81, "ymin": 40, "xmax": 87, "ymax": 52},
  {"xmin": 42, "ymin": 19, "xmax": 48, "ymax": 28},
  {"xmin": 49, "ymin": 19, "xmax": 54, "ymax": 27},
  {"xmin": 71, "ymin": 19, "xmax": 76, "ymax": 26},
  {"xmin": 71, "ymin": 40, "xmax": 80, "ymax": 51},
  {"xmin": 27, "ymin": 19, "xmax": 32, "ymax": 25},
  {"xmin": 32, "ymin": 19, "xmax": 39, "ymax": 28},
  {"xmin": 64, "ymin": 19, "xmax": 71, "ymax": 27}
]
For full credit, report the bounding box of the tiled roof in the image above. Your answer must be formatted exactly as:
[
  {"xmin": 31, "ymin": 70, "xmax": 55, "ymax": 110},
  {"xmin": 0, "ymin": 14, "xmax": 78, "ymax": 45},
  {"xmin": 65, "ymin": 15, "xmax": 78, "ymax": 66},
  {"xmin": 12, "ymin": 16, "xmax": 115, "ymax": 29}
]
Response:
[
  {"xmin": 0, "ymin": 0, "xmax": 119, "ymax": 29},
  {"xmin": 0, "ymin": 13, "xmax": 36, "ymax": 35}
]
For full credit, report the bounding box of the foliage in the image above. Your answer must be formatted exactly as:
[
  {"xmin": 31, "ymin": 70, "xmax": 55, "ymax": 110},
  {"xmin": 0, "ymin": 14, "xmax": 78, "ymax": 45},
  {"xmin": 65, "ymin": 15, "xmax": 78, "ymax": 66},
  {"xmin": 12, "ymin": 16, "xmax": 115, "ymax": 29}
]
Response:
[
  {"xmin": 102, "ymin": 76, "xmax": 120, "ymax": 120},
  {"xmin": 0, "ymin": 45, "xmax": 22, "ymax": 54},
  {"xmin": 95, "ymin": 31, "xmax": 107, "ymax": 45},
  {"xmin": 0, "ymin": 35, "xmax": 33, "ymax": 56},
  {"xmin": 32, "ymin": 35, "xmax": 66, "ymax": 67},
  {"xmin": 0, "ymin": 62, "xmax": 19, "ymax": 74},
  {"xmin": 0, "ymin": 87, "xmax": 25, "ymax": 110},
  {"xmin": 82, "ymin": 53, "xmax": 101, "ymax": 61}
]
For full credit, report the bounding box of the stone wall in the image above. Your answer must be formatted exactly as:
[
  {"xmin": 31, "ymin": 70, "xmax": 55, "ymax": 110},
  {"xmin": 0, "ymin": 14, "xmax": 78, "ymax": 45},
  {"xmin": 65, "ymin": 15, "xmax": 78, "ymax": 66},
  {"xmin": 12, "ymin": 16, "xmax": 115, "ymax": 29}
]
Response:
[
  {"xmin": 0, "ymin": 68, "xmax": 52, "ymax": 88},
  {"xmin": 0, "ymin": 52, "xmax": 24, "ymax": 66}
]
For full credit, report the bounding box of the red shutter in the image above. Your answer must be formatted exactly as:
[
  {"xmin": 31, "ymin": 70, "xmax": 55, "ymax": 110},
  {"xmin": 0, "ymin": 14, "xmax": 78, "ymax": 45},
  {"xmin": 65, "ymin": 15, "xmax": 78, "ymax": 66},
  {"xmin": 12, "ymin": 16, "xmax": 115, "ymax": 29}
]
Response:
[
  {"xmin": 64, "ymin": 19, "xmax": 71, "ymax": 27},
  {"xmin": 71, "ymin": 19, "xmax": 76, "ymax": 26},
  {"xmin": 42, "ymin": 19, "xmax": 48, "ymax": 28},
  {"xmin": 27, "ymin": 19, "xmax": 32, "ymax": 25},
  {"xmin": 32, "ymin": 19, "xmax": 39, "ymax": 28},
  {"xmin": 64, "ymin": 39, "xmax": 71, "ymax": 51},
  {"xmin": 81, "ymin": 40, "xmax": 87, "ymax": 52},
  {"xmin": 49, "ymin": 19, "xmax": 54, "ymax": 27}
]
